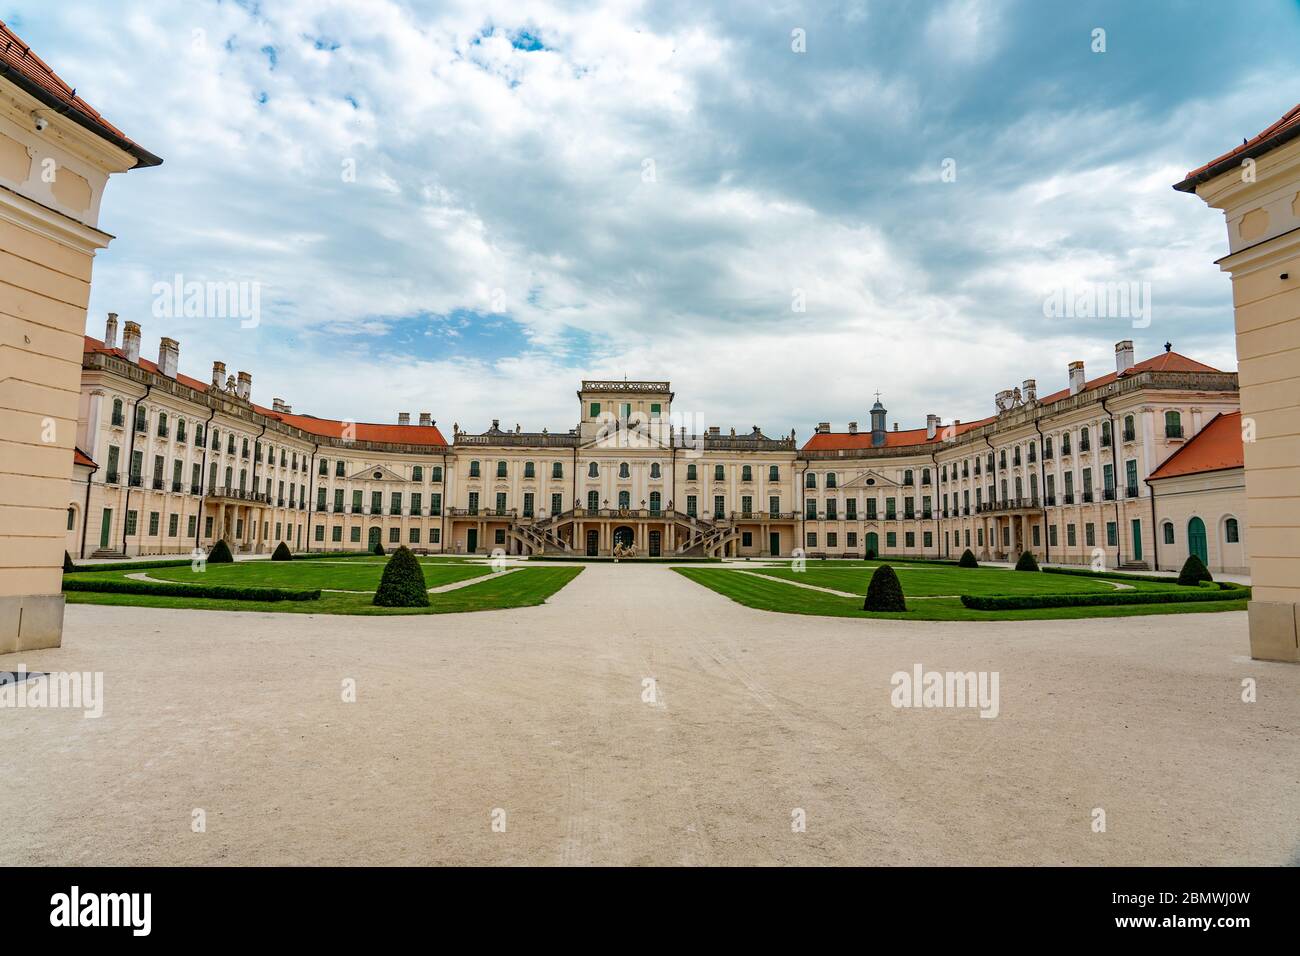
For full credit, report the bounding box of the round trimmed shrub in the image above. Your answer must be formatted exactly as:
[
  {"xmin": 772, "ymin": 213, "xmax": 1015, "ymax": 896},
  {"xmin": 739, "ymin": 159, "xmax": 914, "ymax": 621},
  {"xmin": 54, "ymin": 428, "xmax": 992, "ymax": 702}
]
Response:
[
  {"xmin": 1014, "ymin": 550, "xmax": 1040, "ymax": 572},
  {"xmin": 372, "ymin": 546, "xmax": 429, "ymax": 607},
  {"xmin": 958, "ymin": 548, "xmax": 978, "ymax": 569},
  {"xmin": 372, "ymin": 540, "xmax": 386, "ymax": 556},
  {"xmin": 271, "ymin": 541, "xmax": 293, "ymax": 561},
  {"xmin": 863, "ymin": 564, "xmax": 906, "ymax": 612},
  {"xmin": 1178, "ymin": 554, "xmax": 1213, "ymax": 587},
  {"xmin": 208, "ymin": 539, "xmax": 234, "ymax": 563}
]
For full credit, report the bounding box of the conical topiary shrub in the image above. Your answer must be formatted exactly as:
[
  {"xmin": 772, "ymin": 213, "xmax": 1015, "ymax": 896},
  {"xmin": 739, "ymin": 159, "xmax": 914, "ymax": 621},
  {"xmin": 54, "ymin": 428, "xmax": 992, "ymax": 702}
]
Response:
[
  {"xmin": 1178, "ymin": 553, "xmax": 1213, "ymax": 587},
  {"xmin": 1014, "ymin": 550, "xmax": 1039, "ymax": 572},
  {"xmin": 372, "ymin": 539, "xmax": 386, "ymax": 556},
  {"xmin": 958, "ymin": 548, "xmax": 978, "ymax": 569},
  {"xmin": 271, "ymin": 541, "xmax": 293, "ymax": 561},
  {"xmin": 373, "ymin": 546, "xmax": 429, "ymax": 607},
  {"xmin": 208, "ymin": 539, "xmax": 234, "ymax": 563},
  {"xmin": 63, "ymin": 551, "xmax": 75, "ymax": 573},
  {"xmin": 863, "ymin": 564, "xmax": 906, "ymax": 612}
]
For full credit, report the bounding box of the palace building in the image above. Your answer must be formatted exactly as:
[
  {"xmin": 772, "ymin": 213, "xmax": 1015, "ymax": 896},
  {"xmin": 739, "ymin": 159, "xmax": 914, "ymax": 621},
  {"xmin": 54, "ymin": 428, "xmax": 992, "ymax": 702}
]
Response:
[{"xmin": 67, "ymin": 315, "xmax": 1246, "ymax": 572}]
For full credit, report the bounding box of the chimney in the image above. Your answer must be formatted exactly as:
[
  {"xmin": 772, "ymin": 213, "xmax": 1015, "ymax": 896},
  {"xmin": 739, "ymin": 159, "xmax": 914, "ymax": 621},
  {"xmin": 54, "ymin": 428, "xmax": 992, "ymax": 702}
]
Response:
[
  {"xmin": 282, "ymin": 404, "xmax": 293, "ymax": 414},
  {"xmin": 419, "ymin": 412, "xmax": 432, "ymax": 427},
  {"xmin": 236, "ymin": 370, "xmax": 251, "ymax": 401},
  {"xmin": 1022, "ymin": 379, "xmax": 1037, "ymax": 404},
  {"xmin": 1068, "ymin": 361, "xmax": 1085, "ymax": 395},
  {"xmin": 212, "ymin": 360, "xmax": 226, "ymax": 387},
  {"xmin": 893, "ymin": 422, "xmax": 899, "ymax": 431},
  {"xmin": 121, "ymin": 321, "xmax": 141, "ymax": 364},
  {"xmin": 272, "ymin": 398, "xmax": 286, "ymax": 413},
  {"xmin": 816, "ymin": 422, "xmax": 830, "ymax": 434},
  {"xmin": 104, "ymin": 312, "xmax": 119, "ymax": 349},
  {"xmin": 926, "ymin": 413, "xmax": 939, "ymax": 440},
  {"xmin": 158, "ymin": 337, "xmax": 179, "ymax": 378},
  {"xmin": 708, "ymin": 425, "xmax": 721, "ymax": 435},
  {"xmin": 847, "ymin": 421, "xmax": 858, "ymax": 435},
  {"xmin": 1115, "ymin": 339, "xmax": 1134, "ymax": 374},
  {"xmin": 398, "ymin": 412, "xmax": 411, "ymax": 426}
]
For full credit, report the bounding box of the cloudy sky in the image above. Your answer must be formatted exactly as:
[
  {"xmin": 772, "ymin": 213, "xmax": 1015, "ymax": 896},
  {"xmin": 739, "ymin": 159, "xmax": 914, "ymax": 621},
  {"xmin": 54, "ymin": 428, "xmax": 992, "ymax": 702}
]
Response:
[{"xmin": 9, "ymin": 0, "xmax": 1298, "ymax": 436}]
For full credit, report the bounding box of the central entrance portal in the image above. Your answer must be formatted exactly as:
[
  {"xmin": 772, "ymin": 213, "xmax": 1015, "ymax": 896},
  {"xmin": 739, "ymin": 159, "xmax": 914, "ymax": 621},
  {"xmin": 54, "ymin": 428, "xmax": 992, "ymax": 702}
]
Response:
[{"xmin": 613, "ymin": 526, "xmax": 634, "ymax": 552}]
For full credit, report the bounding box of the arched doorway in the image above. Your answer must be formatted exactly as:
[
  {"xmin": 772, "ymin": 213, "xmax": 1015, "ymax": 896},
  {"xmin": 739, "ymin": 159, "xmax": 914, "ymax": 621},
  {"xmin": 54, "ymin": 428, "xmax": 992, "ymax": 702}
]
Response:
[
  {"xmin": 368, "ymin": 526, "xmax": 381, "ymax": 550},
  {"xmin": 613, "ymin": 526, "xmax": 634, "ymax": 550},
  {"xmin": 866, "ymin": 531, "xmax": 879, "ymax": 556},
  {"xmin": 1187, "ymin": 517, "xmax": 1208, "ymax": 564}
]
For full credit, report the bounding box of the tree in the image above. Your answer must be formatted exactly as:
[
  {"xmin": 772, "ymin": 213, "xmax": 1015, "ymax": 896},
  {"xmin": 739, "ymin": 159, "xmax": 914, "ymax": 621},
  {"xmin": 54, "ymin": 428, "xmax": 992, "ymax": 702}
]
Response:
[
  {"xmin": 1178, "ymin": 553, "xmax": 1213, "ymax": 587},
  {"xmin": 271, "ymin": 541, "xmax": 293, "ymax": 561},
  {"xmin": 208, "ymin": 539, "xmax": 234, "ymax": 563},
  {"xmin": 958, "ymin": 548, "xmax": 978, "ymax": 568},
  {"xmin": 372, "ymin": 539, "xmax": 386, "ymax": 556},
  {"xmin": 373, "ymin": 546, "xmax": 429, "ymax": 607},
  {"xmin": 1014, "ymin": 550, "xmax": 1039, "ymax": 572},
  {"xmin": 863, "ymin": 564, "xmax": 906, "ymax": 612}
]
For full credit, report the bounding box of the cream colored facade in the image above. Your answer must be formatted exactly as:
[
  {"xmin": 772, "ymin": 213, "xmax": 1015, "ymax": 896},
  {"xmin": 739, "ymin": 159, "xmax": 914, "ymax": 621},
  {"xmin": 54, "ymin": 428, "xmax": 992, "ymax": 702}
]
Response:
[
  {"xmin": 1178, "ymin": 107, "xmax": 1300, "ymax": 662},
  {"xmin": 1148, "ymin": 467, "xmax": 1248, "ymax": 575},
  {"xmin": 0, "ymin": 39, "xmax": 156, "ymax": 653},
  {"xmin": 68, "ymin": 325, "xmax": 1243, "ymax": 570}
]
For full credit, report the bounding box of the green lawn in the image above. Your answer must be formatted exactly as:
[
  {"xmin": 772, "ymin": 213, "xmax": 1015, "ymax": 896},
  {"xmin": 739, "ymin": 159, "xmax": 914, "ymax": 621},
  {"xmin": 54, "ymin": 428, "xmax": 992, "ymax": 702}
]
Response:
[
  {"xmin": 675, "ymin": 567, "xmax": 1247, "ymax": 621},
  {"xmin": 63, "ymin": 564, "xmax": 582, "ymax": 616},
  {"xmin": 118, "ymin": 559, "xmax": 490, "ymax": 592},
  {"xmin": 746, "ymin": 564, "xmax": 1187, "ymax": 597}
]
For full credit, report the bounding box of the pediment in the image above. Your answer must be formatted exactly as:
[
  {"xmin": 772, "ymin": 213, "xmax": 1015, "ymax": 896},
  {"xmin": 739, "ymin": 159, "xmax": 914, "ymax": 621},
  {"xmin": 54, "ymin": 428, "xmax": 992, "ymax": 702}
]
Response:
[
  {"xmin": 349, "ymin": 463, "xmax": 406, "ymax": 482},
  {"xmin": 838, "ymin": 469, "xmax": 899, "ymax": 490}
]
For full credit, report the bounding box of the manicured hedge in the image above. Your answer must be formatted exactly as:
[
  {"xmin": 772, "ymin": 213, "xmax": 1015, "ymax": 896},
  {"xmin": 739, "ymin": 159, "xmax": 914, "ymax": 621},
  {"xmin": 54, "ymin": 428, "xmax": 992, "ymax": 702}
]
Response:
[
  {"xmin": 372, "ymin": 546, "xmax": 428, "ymax": 607},
  {"xmin": 1014, "ymin": 551, "xmax": 1040, "ymax": 572},
  {"xmin": 1043, "ymin": 566, "xmax": 1213, "ymax": 586},
  {"xmin": 63, "ymin": 578, "xmax": 320, "ymax": 602},
  {"xmin": 864, "ymin": 564, "xmax": 907, "ymax": 612},
  {"xmin": 209, "ymin": 539, "xmax": 234, "ymax": 563},
  {"xmin": 960, "ymin": 586, "xmax": 1250, "ymax": 611},
  {"xmin": 66, "ymin": 558, "xmax": 196, "ymax": 574},
  {"xmin": 1179, "ymin": 554, "xmax": 1214, "ymax": 587},
  {"xmin": 271, "ymin": 541, "xmax": 293, "ymax": 561},
  {"xmin": 958, "ymin": 549, "xmax": 978, "ymax": 569}
]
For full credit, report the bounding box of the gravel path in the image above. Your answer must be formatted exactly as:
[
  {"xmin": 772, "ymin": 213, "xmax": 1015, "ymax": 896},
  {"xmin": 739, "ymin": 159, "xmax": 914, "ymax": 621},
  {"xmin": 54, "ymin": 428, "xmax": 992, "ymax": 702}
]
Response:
[{"xmin": 1, "ymin": 563, "xmax": 1294, "ymax": 866}]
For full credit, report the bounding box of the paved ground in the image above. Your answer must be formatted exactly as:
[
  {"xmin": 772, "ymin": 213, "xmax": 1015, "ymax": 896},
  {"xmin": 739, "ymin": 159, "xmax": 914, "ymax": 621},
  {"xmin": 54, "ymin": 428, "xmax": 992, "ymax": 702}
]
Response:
[{"xmin": 1, "ymin": 562, "xmax": 1296, "ymax": 865}]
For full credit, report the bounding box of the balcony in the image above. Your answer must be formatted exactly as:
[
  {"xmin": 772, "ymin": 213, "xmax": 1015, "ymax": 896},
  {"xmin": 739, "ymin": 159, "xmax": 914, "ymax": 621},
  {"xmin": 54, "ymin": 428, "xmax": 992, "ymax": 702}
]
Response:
[
  {"xmin": 107, "ymin": 471, "xmax": 120, "ymax": 484},
  {"xmin": 128, "ymin": 474, "xmax": 143, "ymax": 487},
  {"xmin": 1126, "ymin": 485, "xmax": 1140, "ymax": 498},
  {"xmin": 277, "ymin": 498, "xmax": 286, "ymax": 507},
  {"xmin": 389, "ymin": 508, "xmax": 402, "ymax": 516},
  {"xmin": 904, "ymin": 510, "xmax": 916, "ymax": 520},
  {"xmin": 1063, "ymin": 493, "xmax": 1074, "ymax": 505},
  {"xmin": 333, "ymin": 504, "xmax": 344, "ymax": 513},
  {"xmin": 1083, "ymin": 491, "xmax": 1094, "ymax": 503},
  {"xmin": 1043, "ymin": 451, "xmax": 1054, "ymax": 461},
  {"xmin": 410, "ymin": 507, "xmax": 422, "ymax": 516},
  {"xmin": 1165, "ymin": 426, "xmax": 1184, "ymax": 439},
  {"xmin": 111, "ymin": 413, "xmax": 125, "ymax": 428},
  {"xmin": 1045, "ymin": 495, "xmax": 1056, "ymax": 506},
  {"xmin": 134, "ymin": 420, "xmax": 147, "ymax": 433},
  {"xmin": 157, "ymin": 428, "xmax": 168, "ymax": 440},
  {"xmin": 1079, "ymin": 442, "xmax": 1091, "ymax": 454},
  {"xmin": 1123, "ymin": 430, "xmax": 1136, "ymax": 443},
  {"xmin": 206, "ymin": 486, "xmax": 270, "ymax": 504},
  {"xmin": 1101, "ymin": 434, "xmax": 1112, "ymax": 448},
  {"xmin": 150, "ymin": 477, "xmax": 163, "ymax": 490},
  {"xmin": 1103, "ymin": 488, "xmax": 1117, "ymax": 501},
  {"xmin": 171, "ymin": 480, "xmax": 183, "ymax": 492},
  {"xmin": 190, "ymin": 483, "xmax": 201, "ymax": 495},
  {"xmin": 370, "ymin": 506, "xmax": 382, "ymax": 515},
  {"xmin": 976, "ymin": 497, "xmax": 1042, "ymax": 514},
  {"xmin": 922, "ymin": 510, "xmax": 933, "ymax": 520}
]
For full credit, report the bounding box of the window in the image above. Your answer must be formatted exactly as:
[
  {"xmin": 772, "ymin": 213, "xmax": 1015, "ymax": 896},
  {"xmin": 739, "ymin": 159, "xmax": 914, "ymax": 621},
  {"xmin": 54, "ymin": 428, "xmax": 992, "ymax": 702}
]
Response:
[
  {"xmin": 713, "ymin": 496, "xmax": 725, "ymax": 519},
  {"xmin": 806, "ymin": 499, "xmax": 817, "ymax": 519},
  {"xmin": 905, "ymin": 531, "xmax": 915, "ymax": 548},
  {"xmin": 805, "ymin": 472, "xmax": 816, "ymax": 489},
  {"xmin": 651, "ymin": 463, "xmax": 661, "ymax": 479},
  {"xmin": 742, "ymin": 465, "xmax": 752, "ymax": 482},
  {"xmin": 431, "ymin": 528, "xmax": 441, "ymax": 544},
  {"xmin": 389, "ymin": 527, "xmax": 400, "ymax": 544},
  {"xmin": 413, "ymin": 466, "xmax": 423, "ymax": 481},
  {"xmin": 1123, "ymin": 415, "xmax": 1136, "ymax": 442},
  {"xmin": 587, "ymin": 490, "xmax": 599, "ymax": 511},
  {"xmin": 551, "ymin": 493, "xmax": 563, "ymax": 515},
  {"xmin": 315, "ymin": 525, "xmax": 325, "ymax": 542},
  {"xmin": 769, "ymin": 465, "xmax": 779, "ymax": 482},
  {"xmin": 411, "ymin": 493, "xmax": 422, "ymax": 516},
  {"xmin": 714, "ymin": 465, "xmax": 724, "ymax": 481},
  {"xmin": 742, "ymin": 531, "xmax": 753, "ymax": 548},
  {"xmin": 1106, "ymin": 521, "xmax": 1118, "ymax": 547},
  {"xmin": 432, "ymin": 466, "xmax": 443, "ymax": 483},
  {"xmin": 686, "ymin": 495, "xmax": 697, "ymax": 517},
  {"xmin": 523, "ymin": 462, "xmax": 534, "ymax": 479},
  {"xmin": 390, "ymin": 492, "xmax": 402, "ymax": 515},
  {"xmin": 125, "ymin": 510, "xmax": 138, "ymax": 535},
  {"xmin": 496, "ymin": 461, "xmax": 507, "ymax": 478},
  {"xmin": 618, "ymin": 490, "xmax": 630, "ymax": 509},
  {"xmin": 846, "ymin": 532, "xmax": 857, "ymax": 548},
  {"xmin": 470, "ymin": 461, "xmax": 481, "ymax": 478},
  {"xmin": 495, "ymin": 492, "xmax": 507, "ymax": 513},
  {"xmin": 619, "ymin": 462, "xmax": 630, "ymax": 479},
  {"xmin": 846, "ymin": 498, "xmax": 857, "ymax": 519},
  {"xmin": 1163, "ymin": 522, "xmax": 1175, "ymax": 545},
  {"xmin": 589, "ymin": 402, "xmax": 601, "ymax": 418},
  {"xmin": 650, "ymin": 403, "xmax": 661, "ymax": 417},
  {"xmin": 111, "ymin": 398, "xmax": 124, "ymax": 427},
  {"xmin": 1165, "ymin": 410, "xmax": 1183, "ymax": 438},
  {"xmin": 806, "ymin": 532, "xmax": 817, "ymax": 548},
  {"xmin": 410, "ymin": 528, "xmax": 421, "ymax": 544},
  {"xmin": 332, "ymin": 526, "xmax": 343, "ymax": 542},
  {"xmin": 1049, "ymin": 525, "xmax": 1058, "ymax": 547},
  {"xmin": 887, "ymin": 531, "xmax": 897, "ymax": 548},
  {"xmin": 588, "ymin": 462, "xmax": 599, "ymax": 478},
  {"xmin": 825, "ymin": 499, "xmax": 837, "ymax": 519},
  {"xmin": 923, "ymin": 531, "xmax": 933, "ymax": 548},
  {"xmin": 1086, "ymin": 523, "xmax": 1096, "ymax": 547},
  {"xmin": 1225, "ymin": 518, "xmax": 1239, "ymax": 543},
  {"xmin": 350, "ymin": 527, "xmax": 361, "ymax": 543},
  {"xmin": 650, "ymin": 492, "xmax": 661, "ymax": 514},
  {"xmin": 551, "ymin": 462, "xmax": 563, "ymax": 479},
  {"xmin": 336, "ymin": 461, "xmax": 346, "ymax": 477},
  {"xmin": 687, "ymin": 464, "xmax": 697, "ymax": 481},
  {"xmin": 769, "ymin": 496, "xmax": 780, "ymax": 517},
  {"xmin": 827, "ymin": 532, "xmax": 838, "ymax": 548},
  {"xmin": 66, "ymin": 507, "xmax": 75, "ymax": 531}
]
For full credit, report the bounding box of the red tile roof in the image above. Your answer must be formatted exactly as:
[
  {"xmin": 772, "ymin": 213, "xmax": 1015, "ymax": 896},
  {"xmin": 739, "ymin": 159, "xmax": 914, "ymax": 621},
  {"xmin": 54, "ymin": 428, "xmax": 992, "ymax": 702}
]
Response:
[
  {"xmin": 0, "ymin": 19, "xmax": 161, "ymax": 168},
  {"xmin": 83, "ymin": 335, "xmax": 449, "ymax": 447},
  {"xmin": 1174, "ymin": 103, "xmax": 1300, "ymax": 193},
  {"xmin": 801, "ymin": 350, "xmax": 1223, "ymax": 453},
  {"xmin": 1147, "ymin": 412, "xmax": 1243, "ymax": 481},
  {"xmin": 73, "ymin": 447, "xmax": 95, "ymax": 468}
]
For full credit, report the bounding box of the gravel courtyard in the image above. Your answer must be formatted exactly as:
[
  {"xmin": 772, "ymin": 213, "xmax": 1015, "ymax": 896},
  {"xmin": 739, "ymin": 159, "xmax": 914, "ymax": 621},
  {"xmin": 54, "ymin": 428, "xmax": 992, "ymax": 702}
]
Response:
[{"xmin": 2, "ymin": 562, "xmax": 1296, "ymax": 866}]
